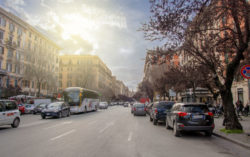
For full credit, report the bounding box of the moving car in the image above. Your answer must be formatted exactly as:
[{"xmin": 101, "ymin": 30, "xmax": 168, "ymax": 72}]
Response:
[
  {"xmin": 33, "ymin": 103, "xmax": 48, "ymax": 114},
  {"xmin": 41, "ymin": 102, "xmax": 70, "ymax": 119},
  {"xmin": 0, "ymin": 100, "xmax": 20, "ymax": 128},
  {"xmin": 18, "ymin": 104, "xmax": 25, "ymax": 115},
  {"xmin": 99, "ymin": 102, "xmax": 108, "ymax": 109},
  {"xmin": 25, "ymin": 104, "xmax": 35, "ymax": 114},
  {"xmin": 166, "ymin": 103, "xmax": 214, "ymax": 137},
  {"xmin": 132, "ymin": 103, "xmax": 146, "ymax": 116},
  {"xmin": 149, "ymin": 101, "xmax": 175, "ymax": 125}
]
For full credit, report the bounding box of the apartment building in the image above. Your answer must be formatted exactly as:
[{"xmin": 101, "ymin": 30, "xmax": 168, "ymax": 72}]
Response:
[
  {"xmin": 0, "ymin": 7, "xmax": 60, "ymax": 97},
  {"xmin": 59, "ymin": 54, "xmax": 129, "ymax": 97}
]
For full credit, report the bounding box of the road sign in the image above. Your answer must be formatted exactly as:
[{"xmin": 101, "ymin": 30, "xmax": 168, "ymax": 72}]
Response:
[{"xmin": 241, "ymin": 65, "xmax": 250, "ymax": 79}]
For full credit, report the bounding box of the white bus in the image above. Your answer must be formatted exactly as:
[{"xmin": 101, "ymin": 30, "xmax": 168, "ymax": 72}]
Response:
[{"xmin": 63, "ymin": 87, "xmax": 100, "ymax": 113}]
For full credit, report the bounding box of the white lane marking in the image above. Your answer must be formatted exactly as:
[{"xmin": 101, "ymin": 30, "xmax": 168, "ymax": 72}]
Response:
[
  {"xmin": 44, "ymin": 121, "xmax": 73, "ymax": 130},
  {"xmin": 128, "ymin": 132, "xmax": 133, "ymax": 141},
  {"xmin": 99, "ymin": 122, "xmax": 114, "ymax": 133},
  {"xmin": 50, "ymin": 129, "xmax": 76, "ymax": 141},
  {"xmin": 21, "ymin": 121, "xmax": 48, "ymax": 128}
]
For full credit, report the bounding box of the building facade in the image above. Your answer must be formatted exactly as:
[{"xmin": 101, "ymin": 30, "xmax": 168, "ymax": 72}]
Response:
[
  {"xmin": 59, "ymin": 54, "xmax": 130, "ymax": 97},
  {"xmin": 0, "ymin": 7, "xmax": 59, "ymax": 97}
]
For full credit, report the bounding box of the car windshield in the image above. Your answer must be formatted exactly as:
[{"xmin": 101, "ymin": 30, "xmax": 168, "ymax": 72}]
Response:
[
  {"xmin": 39, "ymin": 104, "xmax": 47, "ymax": 107},
  {"xmin": 183, "ymin": 105, "xmax": 209, "ymax": 113},
  {"xmin": 47, "ymin": 103, "xmax": 61, "ymax": 109},
  {"xmin": 157, "ymin": 102, "xmax": 175, "ymax": 109},
  {"xmin": 134, "ymin": 103, "xmax": 144, "ymax": 107}
]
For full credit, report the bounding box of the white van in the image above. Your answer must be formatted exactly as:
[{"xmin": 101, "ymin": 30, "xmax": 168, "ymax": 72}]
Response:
[{"xmin": 0, "ymin": 100, "xmax": 20, "ymax": 128}]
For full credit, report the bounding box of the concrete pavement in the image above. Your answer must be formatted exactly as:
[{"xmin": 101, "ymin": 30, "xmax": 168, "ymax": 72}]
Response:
[{"xmin": 0, "ymin": 106, "xmax": 250, "ymax": 157}]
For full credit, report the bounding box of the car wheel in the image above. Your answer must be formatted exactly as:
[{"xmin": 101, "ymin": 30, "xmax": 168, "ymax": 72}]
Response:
[
  {"xmin": 166, "ymin": 119, "xmax": 171, "ymax": 130},
  {"xmin": 41, "ymin": 115, "xmax": 46, "ymax": 119},
  {"xmin": 11, "ymin": 118, "xmax": 20, "ymax": 128},
  {"xmin": 153, "ymin": 118, "xmax": 157, "ymax": 125},
  {"xmin": 173, "ymin": 122, "xmax": 181, "ymax": 137},
  {"xmin": 33, "ymin": 112, "xmax": 36, "ymax": 115},
  {"xmin": 150, "ymin": 116, "xmax": 153, "ymax": 122},
  {"xmin": 58, "ymin": 112, "xmax": 62, "ymax": 118},
  {"xmin": 205, "ymin": 130, "xmax": 213, "ymax": 137}
]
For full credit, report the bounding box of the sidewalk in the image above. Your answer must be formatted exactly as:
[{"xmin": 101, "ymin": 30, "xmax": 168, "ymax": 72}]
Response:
[{"xmin": 213, "ymin": 116, "xmax": 250, "ymax": 149}]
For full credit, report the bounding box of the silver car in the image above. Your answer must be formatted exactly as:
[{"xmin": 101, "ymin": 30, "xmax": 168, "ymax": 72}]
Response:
[
  {"xmin": 133, "ymin": 103, "xmax": 146, "ymax": 116},
  {"xmin": 0, "ymin": 100, "xmax": 20, "ymax": 128}
]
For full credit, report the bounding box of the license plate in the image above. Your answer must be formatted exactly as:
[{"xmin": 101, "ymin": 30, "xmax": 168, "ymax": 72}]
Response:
[{"xmin": 192, "ymin": 115, "xmax": 203, "ymax": 119}]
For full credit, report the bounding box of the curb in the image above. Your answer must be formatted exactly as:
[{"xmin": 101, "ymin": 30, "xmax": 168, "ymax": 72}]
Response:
[{"xmin": 213, "ymin": 132, "xmax": 250, "ymax": 149}]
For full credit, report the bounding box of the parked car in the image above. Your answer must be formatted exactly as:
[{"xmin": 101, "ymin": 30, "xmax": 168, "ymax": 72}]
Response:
[
  {"xmin": 0, "ymin": 100, "xmax": 20, "ymax": 128},
  {"xmin": 132, "ymin": 103, "xmax": 146, "ymax": 116},
  {"xmin": 18, "ymin": 104, "xmax": 25, "ymax": 115},
  {"xmin": 145, "ymin": 103, "xmax": 154, "ymax": 115},
  {"xmin": 33, "ymin": 103, "xmax": 48, "ymax": 114},
  {"xmin": 99, "ymin": 102, "xmax": 108, "ymax": 109},
  {"xmin": 25, "ymin": 104, "xmax": 35, "ymax": 114},
  {"xmin": 166, "ymin": 103, "xmax": 214, "ymax": 137},
  {"xmin": 131, "ymin": 103, "xmax": 134, "ymax": 113},
  {"xmin": 41, "ymin": 102, "xmax": 70, "ymax": 119},
  {"xmin": 123, "ymin": 102, "xmax": 129, "ymax": 107},
  {"xmin": 149, "ymin": 101, "xmax": 175, "ymax": 125}
]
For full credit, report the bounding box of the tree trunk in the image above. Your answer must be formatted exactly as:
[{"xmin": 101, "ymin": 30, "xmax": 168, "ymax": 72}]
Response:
[
  {"xmin": 220, "ymin": 89, "xmax": 242, "ymax": 130},
  {"xmin": 192, "ymin": 83, "xmax": 196, "ymax": 102},
  {"xmin": 37, "ymin": 82, "xmax": 41, "ymax": 98}
]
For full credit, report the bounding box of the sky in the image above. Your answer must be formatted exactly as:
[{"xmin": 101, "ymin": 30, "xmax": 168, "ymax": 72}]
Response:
[{"xmin": 0, "ymin": 0, "xmax": 161, "ymax": 91}]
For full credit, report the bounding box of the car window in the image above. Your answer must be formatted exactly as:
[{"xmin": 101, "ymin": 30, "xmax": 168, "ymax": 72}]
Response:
[
  {"xmin": 4, "ymin": 101, "xmax": 17, "ymax": 111},
  {"xmin": 0, "ymin": 102, "xmax": 5, "ymax": 112},
  {"xmin": 182, "ymin": 105, "xmax": 209, "ymax": 113},
  {"xmin": 157, "ymin": 102, "xmax": 175, "ymax": 109},
  {"xmin": 134, "ymin": 103, "xmax": 145, "ymax": 107}
]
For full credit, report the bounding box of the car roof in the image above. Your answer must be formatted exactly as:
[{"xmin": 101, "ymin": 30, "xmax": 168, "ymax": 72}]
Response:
[{"xmin": 176, "ymin": 102, "xmax": 206, "ymax": 106}]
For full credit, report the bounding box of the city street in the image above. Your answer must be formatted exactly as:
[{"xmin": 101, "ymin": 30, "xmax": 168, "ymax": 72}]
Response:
[{"xmin": 0, "ymin": 106, "xmax": 249, "ymax": 157}]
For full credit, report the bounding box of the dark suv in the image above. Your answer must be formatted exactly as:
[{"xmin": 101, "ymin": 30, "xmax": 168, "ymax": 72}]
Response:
[
  {"xmin": 166, "ymin": 103, "xmax": 214, "ymax": 137},
  {"xmin": 149, "ymin": 101, "xmax": 175, "ymax": 125}
]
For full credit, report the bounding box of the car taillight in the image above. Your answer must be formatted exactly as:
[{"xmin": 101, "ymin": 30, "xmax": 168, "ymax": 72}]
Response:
[
  {"xmin": 177, "ymin": 112, "xmax": 187, "ymax": 117},
  {"xmin": 206, "ymin": 112, "xmax": 214, "ymax": 117},
  {"xmin": 154, "ymin": 108, "xmax": 158, "ymax": 114},
  {"xmin": 144, "ymin": 108, "xmax": 146, "ymax": 111},
  {"xmin": 133, "ymin": 107, "xmax": 136, "ymax": 111}
]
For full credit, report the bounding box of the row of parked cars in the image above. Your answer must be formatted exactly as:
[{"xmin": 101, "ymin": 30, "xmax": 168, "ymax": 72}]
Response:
[{"xmin": 131, "ymin": 101, "xmax": 215, "ymax": 137}]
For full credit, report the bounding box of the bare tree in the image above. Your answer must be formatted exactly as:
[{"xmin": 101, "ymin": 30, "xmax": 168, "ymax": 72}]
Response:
[{"xmin": 142, "ymin": 0, "xmax": 249, "ymax": 130}]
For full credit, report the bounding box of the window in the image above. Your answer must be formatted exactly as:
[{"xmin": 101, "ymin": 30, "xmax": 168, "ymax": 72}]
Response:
[
  {"xmin": 4, "ymin": 101, "xmax": 17, "ymax": 111},
  {"xmin": 6, "ymin": 78, "xmax": 9, "ymax": 87},
  {"xmin": 0, "ymin": 16, "xmax": 6, "ymax": 27},
  {"xmin": 6, "ymin": 63, "xmax": 12, "ymax": 72},
  {"xmin": 16, "ymin": 51, "xmax": 20, "ymax": 60},
  {"xmin": 0, "ymin": 102, "xmax": 4, "ymax": 112},
  {"xmin": 15, "ymin": 65, "xmax": 19, "ymax": 74},
  {"xmin": 0, "ymin": 30, "xmax": 4, "ymax": 40},
  {"xmin": 15, "ymin": 80, "xmax": 18, "ymax": 87},
  {"xmin": 0, "ymin": 46, "xmax": 4, "ymax": 54},
  {"xmin": 7, "ymin": 49, "xmax": 13, "ymax": 58},
  {"xmin": 9, "ymin": 23, "xmax": 15, "ymax": 32},
  {"xmin": 32, "ymin": 81, "xmax": 34, "ymax": 88}
]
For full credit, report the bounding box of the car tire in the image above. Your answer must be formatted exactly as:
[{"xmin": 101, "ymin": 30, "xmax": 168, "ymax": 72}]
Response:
[
  {"xmin": 153, "ymin": 118, "xmax": 157, "ymax": 125},
  {"xmin": 11, "ymin": 118, "xmax": 20, "ymax": 128},
  {"xmin": 173, "ymin": 122, "xmax": 181, "ymax": 137},
  {"xmin": 41, "ymin": 115, "xmax": 46, "ymax": 119},
  {"xmin": 58, "ymin": 112, "xmax": 62, "ymax": 118},
  {"xmin": 150, "ymin": 116, "xmax": 153, "ymax": 122},
  {"xmin": 205, "ymin": 130, "xmax": 213, "ymax": 137},
  {"xmin": 166, "ymin": 119, "xmax": 171, "ymax": 129},
  {"xmin": 33, "ymin": 112, "xmax": 36, "ymax": 115}
]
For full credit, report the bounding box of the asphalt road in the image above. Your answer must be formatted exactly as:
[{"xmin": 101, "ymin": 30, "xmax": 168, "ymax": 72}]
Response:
[{"xmin": 0, "ymin": 106, "xmax": 249, "ymax": 157}]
